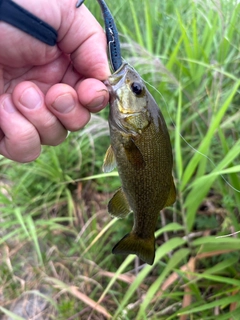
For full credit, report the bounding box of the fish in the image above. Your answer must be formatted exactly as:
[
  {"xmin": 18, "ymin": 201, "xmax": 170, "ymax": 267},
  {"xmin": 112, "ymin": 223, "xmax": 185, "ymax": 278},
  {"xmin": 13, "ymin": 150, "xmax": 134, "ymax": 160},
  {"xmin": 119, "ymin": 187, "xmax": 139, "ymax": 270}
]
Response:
[
  {"xmin": 77, "ymin": 0, "xmax": 176, "ymax": 265},
  {"xmin": 102, "ymin": 62, "xmax": 176, "ymax": 265}
]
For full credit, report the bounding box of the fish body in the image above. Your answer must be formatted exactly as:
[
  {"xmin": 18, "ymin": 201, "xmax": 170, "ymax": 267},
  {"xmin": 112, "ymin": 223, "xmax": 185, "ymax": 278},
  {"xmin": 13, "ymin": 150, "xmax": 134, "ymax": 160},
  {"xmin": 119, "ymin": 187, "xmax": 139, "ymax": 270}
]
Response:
[
  {"xmin": 76, "ymin": 0, "xmax": 176, "ymax": 265},
  {"xmin": 103, "ymin": 63, "xmax": 176, "ymax": 265}
]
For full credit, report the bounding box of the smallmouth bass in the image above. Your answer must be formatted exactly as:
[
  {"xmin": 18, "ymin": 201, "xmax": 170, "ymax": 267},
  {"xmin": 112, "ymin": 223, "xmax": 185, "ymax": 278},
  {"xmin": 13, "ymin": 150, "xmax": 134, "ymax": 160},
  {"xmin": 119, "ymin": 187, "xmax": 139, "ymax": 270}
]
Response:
[{"xmin": 103, "ymin": 62, "xmax": 176, "ymax": 265}]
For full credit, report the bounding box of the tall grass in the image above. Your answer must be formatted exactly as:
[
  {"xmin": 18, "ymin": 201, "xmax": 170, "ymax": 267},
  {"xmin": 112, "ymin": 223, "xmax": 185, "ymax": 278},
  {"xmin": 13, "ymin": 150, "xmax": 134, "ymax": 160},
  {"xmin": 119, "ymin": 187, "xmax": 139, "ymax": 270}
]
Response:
[{"xmin": 1, "ymin": 0, "xmax": 240, "ymax": 319}]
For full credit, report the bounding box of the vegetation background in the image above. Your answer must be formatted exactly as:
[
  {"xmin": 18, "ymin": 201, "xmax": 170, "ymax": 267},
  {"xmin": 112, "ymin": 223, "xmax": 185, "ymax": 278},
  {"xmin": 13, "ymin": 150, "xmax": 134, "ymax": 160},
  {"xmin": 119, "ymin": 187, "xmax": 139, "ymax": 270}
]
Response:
[{"xmin": 1, "ymin": 0, "xmax": 240, "ymax": 319}]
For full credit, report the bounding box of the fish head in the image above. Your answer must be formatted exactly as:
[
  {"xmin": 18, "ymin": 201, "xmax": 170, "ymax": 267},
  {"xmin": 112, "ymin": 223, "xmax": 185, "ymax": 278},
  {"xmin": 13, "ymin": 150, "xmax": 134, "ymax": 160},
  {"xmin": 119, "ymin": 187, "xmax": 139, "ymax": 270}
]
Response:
[
  {"xmin": 107, "ymin": 62, "xmax": 147, "ymax": 113},
  {"xmin": 105, "ymin": 62, "xmax": 151, "ymax": 134}
]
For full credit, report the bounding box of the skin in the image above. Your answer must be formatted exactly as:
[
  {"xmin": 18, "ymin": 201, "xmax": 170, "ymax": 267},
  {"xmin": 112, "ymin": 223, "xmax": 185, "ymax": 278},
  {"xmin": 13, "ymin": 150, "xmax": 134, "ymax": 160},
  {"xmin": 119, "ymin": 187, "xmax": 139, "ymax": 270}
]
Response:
[{"xmin": 0, "ymin": 0, "xmax": 111, "ymax": 162}]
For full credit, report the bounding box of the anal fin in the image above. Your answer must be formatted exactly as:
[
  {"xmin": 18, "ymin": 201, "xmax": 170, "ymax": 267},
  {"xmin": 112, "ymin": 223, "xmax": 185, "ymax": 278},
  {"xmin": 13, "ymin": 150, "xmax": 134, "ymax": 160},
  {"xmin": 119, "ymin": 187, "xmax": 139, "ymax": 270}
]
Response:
[{"xmin": 108, "ymin": 188, "xmax": 131, "ymax": 218}]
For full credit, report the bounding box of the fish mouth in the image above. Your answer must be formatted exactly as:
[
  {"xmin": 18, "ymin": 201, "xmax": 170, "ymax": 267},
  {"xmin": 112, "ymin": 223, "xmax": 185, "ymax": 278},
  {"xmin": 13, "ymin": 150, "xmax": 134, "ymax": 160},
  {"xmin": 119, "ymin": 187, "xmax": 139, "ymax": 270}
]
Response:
[{"xmin": 104, "ymin": 62, "xmax": 129, "ymax": 93}]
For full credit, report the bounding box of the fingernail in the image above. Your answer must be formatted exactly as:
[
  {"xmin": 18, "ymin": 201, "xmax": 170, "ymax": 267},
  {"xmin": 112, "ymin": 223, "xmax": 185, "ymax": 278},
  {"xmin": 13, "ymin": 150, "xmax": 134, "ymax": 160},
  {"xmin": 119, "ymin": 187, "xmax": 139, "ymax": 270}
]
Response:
[
  {"xmin": 2, "ymin": 96, "xmax": 16, "ymax": 113},
  {"xmin": 86, "ymin": 96, "xmax": 105, "ymax": 109},
  {"xmin": 20, "ymin": 87, "xmax": 42, "ymax": 109},
  {"xmin": 52, "ymin": 93, "xmax": 75, "ymax": 113}
]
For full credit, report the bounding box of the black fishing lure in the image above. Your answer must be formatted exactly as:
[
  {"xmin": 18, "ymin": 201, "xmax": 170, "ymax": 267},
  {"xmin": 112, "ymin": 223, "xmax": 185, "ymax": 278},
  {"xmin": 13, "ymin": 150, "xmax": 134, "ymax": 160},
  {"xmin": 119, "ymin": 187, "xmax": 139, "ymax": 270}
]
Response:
[{"xmin": 76, "ymin": 0, "xmax": 123, "ymax": 71}]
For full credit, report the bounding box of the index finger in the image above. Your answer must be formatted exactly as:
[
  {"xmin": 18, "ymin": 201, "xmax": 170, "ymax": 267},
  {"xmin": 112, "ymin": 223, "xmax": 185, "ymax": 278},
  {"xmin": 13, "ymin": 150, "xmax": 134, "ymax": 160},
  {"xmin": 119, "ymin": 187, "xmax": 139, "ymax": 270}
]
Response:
[{"xmin": 58, "ymin": 3, "xmax": 110, "ymax": 80}]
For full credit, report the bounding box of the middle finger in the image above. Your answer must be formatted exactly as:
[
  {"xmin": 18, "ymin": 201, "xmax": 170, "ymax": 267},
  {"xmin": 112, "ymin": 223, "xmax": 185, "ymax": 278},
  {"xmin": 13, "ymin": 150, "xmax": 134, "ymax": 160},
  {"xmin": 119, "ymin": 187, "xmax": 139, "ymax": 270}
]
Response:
[{"xmin": 12, "ymin": 81, "xmax": 68, "ymax": 146}]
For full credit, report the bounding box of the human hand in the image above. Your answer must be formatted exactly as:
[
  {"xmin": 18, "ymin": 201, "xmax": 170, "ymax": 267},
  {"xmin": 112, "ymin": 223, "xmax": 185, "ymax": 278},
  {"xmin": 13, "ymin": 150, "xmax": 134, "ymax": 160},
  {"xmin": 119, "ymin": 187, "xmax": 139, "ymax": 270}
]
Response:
[{"xmin": 0, "ymin": 0, "xmax": 110, "ymax": 162}]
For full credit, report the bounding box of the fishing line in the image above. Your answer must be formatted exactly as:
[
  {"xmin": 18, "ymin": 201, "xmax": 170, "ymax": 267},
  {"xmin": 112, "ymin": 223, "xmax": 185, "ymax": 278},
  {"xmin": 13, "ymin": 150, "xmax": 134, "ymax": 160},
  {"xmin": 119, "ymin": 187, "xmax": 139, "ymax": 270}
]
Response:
[
  {"xmin": 216, "ymin": 230, "xmax": 240, "ymax": 238},
  {"xmin": 143, "ymin": 79, "xmax": 240, "ymax": 193}
]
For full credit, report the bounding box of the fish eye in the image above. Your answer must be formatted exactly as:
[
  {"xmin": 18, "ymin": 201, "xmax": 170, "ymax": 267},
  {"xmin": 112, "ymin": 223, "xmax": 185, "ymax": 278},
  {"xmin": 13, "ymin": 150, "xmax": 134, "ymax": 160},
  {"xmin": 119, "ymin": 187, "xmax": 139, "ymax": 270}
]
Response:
[{"xmin": 131, "ymin": 82, "xmax": 144, "ymax": 96}]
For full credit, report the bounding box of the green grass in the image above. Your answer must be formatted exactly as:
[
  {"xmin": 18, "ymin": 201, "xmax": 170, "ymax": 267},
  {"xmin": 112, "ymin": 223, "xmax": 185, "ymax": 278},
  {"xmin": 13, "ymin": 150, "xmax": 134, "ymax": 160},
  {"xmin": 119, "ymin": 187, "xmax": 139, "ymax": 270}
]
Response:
[{"xmin": 1, "ymin": 0, "xmax": 240, "ymax": 319}]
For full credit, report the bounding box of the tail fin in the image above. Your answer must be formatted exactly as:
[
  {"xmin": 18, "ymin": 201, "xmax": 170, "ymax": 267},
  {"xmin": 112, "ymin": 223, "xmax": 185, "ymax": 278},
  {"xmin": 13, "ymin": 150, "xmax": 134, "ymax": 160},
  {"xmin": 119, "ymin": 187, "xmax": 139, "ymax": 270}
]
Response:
[{"xmin": 112, "ymin": 232, "xmax": 155, "ymax": 265}]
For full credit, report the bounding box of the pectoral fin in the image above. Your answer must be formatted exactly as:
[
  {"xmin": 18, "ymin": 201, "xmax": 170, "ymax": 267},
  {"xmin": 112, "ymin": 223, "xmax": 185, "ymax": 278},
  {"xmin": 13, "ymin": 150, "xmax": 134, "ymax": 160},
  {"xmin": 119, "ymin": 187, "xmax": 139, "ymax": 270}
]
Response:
[
  {"xmin": 123, "ymin": 139, "xmax": 145, "ymax": 169},
  {"xmin": 108, "ymin": 188, "xmax": 131, "ymax": 218},
  {"xmin": 102, "ymin": 145, "xmax": 117, "ymax": 173},
  {"xmin": 164, "ymin": 176, "xmax": 176, "ymax": 207}
]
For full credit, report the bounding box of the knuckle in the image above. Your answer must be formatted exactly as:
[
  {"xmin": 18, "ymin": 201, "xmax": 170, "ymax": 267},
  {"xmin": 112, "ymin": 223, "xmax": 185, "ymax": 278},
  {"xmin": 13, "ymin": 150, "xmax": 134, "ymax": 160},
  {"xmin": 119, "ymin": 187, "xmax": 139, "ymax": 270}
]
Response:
[
  {"xmin": 38, "ymin": 115, "xmax": 67, "ymax": 146},
  {"xmin": 8, "ymin": 129, "xmax": 41, "ymax": 163},
  {"xmin": 48, "ymin": 133, "xmax": 67, "ymax": 146}
]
